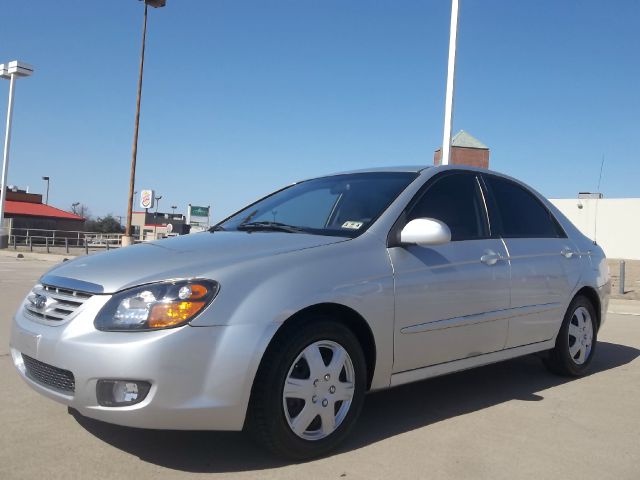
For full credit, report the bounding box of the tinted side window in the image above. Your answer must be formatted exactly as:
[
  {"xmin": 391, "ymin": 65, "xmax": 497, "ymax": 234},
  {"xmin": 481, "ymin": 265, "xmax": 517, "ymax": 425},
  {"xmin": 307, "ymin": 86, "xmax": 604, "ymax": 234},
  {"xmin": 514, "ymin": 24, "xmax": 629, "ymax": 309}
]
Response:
[
  {"xmin": 484, "ymin": 176, "xmax": 563, "ymax": 238},
  {"xmin": 408, "ymin": 174, "xmax": 488, "ymax": 241}
]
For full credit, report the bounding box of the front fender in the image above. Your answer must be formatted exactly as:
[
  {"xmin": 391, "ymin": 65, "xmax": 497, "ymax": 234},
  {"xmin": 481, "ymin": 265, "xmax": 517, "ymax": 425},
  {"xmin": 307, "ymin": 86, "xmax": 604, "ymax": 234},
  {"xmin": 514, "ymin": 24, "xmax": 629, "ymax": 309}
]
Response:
[{"xmin": 191, "ymin": 238, "xmax": 395, "ymax": 390}]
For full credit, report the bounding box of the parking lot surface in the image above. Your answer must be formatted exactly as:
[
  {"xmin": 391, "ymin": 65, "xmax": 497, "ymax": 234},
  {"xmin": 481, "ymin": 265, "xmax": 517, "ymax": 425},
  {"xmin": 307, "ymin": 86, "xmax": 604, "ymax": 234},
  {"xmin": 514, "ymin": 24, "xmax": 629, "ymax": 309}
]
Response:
[{"xmin": 1, "ymin": 256, "xmax": 639, "ymax": 480}]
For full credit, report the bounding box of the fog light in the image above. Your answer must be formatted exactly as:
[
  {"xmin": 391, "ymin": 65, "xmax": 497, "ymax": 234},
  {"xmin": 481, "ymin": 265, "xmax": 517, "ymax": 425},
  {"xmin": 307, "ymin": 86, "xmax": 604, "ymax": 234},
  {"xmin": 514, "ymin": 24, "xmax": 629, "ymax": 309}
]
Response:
[{"xmin": 96, "ymin": 380, "xmax": 151, "ymax": 407}]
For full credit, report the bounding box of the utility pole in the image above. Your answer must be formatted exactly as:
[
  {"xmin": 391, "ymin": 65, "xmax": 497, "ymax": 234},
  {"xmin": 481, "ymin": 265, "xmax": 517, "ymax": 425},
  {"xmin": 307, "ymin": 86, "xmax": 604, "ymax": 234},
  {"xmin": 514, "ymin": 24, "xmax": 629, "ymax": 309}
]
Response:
[
  {"xmin": 440, "ymin": 0, "xmax": 460, "ymax": 166},
  {"xmin": 123, "ymin": 0, "xmax": 166, "ymax": 247}
]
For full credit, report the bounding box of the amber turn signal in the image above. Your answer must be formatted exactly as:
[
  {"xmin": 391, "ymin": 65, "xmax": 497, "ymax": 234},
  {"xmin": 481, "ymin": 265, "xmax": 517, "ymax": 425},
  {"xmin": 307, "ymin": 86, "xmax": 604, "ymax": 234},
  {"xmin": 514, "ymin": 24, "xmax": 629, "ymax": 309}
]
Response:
[{"xmin": 148, "ymin": 301, "xmax": 206, "ymax": 328}]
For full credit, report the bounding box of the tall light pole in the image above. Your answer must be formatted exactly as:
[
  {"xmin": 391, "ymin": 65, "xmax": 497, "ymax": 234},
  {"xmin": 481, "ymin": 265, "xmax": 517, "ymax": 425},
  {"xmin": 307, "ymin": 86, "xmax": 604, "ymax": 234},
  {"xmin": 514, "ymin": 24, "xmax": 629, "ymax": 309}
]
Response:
[
  {"xmin": 42, "ymin": 176, "xmax": 50, "ymax": 204},
  {"xmin": 440, "ymin": 0, "xmax": 460, "ymax": 166},
  {"xmin": 153, "ymin": 194, "xmax": 162, "ymax": 239},
  {"xmin": 123, "ymin": 0, "xmax": 167, "ymax": 247},
  {"xmin": 171, "ymin": 205, "xmax": 177, "ymax": 216},
  {"xmin": 72, "ymin": 202, "xmax": 80, "ymax": 214},
  {"xmin": 0, "ymin": 61, "xmax": 34, "ymax": 249}
]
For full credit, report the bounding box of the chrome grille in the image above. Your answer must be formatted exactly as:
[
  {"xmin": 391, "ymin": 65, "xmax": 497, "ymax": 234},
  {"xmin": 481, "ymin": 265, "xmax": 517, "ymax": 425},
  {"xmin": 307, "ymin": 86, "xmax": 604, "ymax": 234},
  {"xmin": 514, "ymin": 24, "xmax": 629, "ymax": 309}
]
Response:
[
  {"xmin": 24, "ymin": 284, "xmax": 93, "ymax": 322},
  {"xmin": 22, "ymin": 354, "xmax": 75, "ymax": 393}
]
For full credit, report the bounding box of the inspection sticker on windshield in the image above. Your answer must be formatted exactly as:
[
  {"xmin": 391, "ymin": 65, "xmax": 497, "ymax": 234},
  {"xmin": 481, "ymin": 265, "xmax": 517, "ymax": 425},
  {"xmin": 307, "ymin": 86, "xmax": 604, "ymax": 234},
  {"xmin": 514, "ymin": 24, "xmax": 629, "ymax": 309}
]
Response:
[{"xmin": 341, "ymin": 221, "xmax": 363, "ymax": 230}]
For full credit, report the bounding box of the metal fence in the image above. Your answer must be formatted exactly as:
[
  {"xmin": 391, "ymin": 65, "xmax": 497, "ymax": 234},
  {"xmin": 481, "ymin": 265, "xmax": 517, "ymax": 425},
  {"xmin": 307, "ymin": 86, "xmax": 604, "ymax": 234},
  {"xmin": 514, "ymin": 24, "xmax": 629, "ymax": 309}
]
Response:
[{"xmin": 8, "ymin": 228, "xmax": 139, "ymax": 254}]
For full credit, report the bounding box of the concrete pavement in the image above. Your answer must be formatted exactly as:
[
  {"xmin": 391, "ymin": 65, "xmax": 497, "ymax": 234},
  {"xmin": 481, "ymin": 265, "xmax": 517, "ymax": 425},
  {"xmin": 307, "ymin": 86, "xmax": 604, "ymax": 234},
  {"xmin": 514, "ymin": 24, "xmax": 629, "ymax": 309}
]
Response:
[
  {"xmin": 609, "ymin": 298, "xmax": 640, "ymax": 316},
  {"xmin": 1, "ymin": 257, "xmax": 639, "ymax": 479}
]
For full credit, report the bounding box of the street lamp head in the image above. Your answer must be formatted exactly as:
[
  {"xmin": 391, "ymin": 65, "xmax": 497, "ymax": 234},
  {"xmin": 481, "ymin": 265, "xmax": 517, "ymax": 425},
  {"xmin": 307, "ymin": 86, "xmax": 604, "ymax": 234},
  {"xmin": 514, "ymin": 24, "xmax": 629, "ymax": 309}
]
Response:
[
  {"xmin": 141, "ymin": 0, "xmax": 166, "ymax": 7},
  {"xmin": 5, "ymin": 61, "xmax": 34, "ymax": 78},
  {"xmin": 0, "ymin": 64, "xmax": 8, "ymax": 79},
  {"xmin": 42, "ymin": 176, "xmax": 50, "ymax": 181}
]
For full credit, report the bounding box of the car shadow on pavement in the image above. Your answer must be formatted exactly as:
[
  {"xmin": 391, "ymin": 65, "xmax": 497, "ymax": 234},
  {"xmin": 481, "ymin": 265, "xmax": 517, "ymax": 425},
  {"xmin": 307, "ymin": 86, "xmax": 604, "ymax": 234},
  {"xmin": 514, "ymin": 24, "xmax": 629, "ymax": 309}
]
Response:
[{"xmin": 70, "ymin": 341, "xmax": 639, "ymax": 472}]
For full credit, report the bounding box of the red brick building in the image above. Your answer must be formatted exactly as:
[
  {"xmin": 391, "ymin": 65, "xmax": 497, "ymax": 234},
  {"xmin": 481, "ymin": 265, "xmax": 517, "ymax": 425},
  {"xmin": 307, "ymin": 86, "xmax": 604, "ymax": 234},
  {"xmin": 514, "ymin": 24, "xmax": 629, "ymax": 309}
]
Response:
[{"xmin": 434, "ymin": 130, "xmax": 490, "ymax": 168}]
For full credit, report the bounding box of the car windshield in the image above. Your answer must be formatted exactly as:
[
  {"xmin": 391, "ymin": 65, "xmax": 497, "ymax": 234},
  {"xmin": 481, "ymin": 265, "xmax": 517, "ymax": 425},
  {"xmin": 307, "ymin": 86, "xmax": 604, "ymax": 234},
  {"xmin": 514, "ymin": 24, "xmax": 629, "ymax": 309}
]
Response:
[{"xmin": 217, "ymin": 172, "xmax": 419, "ymax": 237}]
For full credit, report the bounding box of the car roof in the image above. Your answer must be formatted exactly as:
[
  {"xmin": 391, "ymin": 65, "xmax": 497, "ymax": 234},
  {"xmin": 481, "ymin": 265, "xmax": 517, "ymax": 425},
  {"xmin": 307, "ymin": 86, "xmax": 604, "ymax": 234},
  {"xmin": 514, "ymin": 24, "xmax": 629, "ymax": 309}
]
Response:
[
  {"xmin": 305, "ymin": 165, "xmax": 528, "ymax": 185},
  {"xmin": 323, "ymin": 165, "xmax": 431, "ymax": 176},
  {"xmin": 324, "ymin": 165, "xmax": 510, "ymax": 176}
]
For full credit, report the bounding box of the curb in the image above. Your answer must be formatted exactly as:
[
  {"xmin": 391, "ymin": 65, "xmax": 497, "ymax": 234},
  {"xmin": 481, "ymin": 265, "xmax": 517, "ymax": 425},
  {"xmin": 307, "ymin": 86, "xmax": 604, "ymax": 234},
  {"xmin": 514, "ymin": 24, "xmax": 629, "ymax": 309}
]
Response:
[
  {"xmin": 0, "ymin": 250, "xmax": 72, "ymax": 263},
  {"xmin": 608, "ymin": 299, "xmax": 640, "ymax": 316},
  {"xmin": 608, "ymin": 309, "xmax": 640, "ymax": 316}
]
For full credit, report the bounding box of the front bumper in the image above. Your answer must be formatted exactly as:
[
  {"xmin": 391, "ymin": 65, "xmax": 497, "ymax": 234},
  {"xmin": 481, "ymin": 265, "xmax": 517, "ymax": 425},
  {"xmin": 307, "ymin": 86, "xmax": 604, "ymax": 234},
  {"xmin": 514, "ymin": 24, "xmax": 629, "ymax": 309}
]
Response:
[
  {"xmin": 10, "ymin": 296, "xmax": 274, "ymax": 431},
  {"xmin": 598, "ymin": 280, "xmax": 611, "ymax": 327}
]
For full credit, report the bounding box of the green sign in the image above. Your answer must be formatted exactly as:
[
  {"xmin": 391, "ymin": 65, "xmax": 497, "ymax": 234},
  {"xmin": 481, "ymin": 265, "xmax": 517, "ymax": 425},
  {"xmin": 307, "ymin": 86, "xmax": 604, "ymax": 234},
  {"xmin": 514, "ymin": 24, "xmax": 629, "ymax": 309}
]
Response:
[{"xmin": 190, "ymin": 206, "xmax": 209, "ymax": 217}]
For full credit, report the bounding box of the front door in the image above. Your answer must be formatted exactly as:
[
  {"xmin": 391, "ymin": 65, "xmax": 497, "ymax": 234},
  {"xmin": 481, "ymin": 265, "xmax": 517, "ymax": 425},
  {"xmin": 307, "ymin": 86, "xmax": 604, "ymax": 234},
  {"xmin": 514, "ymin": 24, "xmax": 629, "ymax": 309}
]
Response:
[{"xmin": 390, "ymin": 173, "xmax": 510, "ymax": 373}]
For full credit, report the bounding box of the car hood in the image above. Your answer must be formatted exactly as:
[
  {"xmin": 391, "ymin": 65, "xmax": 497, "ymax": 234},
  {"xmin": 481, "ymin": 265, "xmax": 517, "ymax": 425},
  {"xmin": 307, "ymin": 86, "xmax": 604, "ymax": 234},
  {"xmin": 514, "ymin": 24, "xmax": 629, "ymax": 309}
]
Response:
[{"xmin": 41, "ymin": 232, "xmax": 348, "ymax": 294}]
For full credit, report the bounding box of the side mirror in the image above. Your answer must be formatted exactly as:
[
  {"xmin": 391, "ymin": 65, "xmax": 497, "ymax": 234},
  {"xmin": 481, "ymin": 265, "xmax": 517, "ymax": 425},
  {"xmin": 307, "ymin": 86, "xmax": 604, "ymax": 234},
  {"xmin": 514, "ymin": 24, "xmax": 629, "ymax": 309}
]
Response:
[{"xmin": 400, "ymin": 218, "xmax": 451, "ymax": 246}]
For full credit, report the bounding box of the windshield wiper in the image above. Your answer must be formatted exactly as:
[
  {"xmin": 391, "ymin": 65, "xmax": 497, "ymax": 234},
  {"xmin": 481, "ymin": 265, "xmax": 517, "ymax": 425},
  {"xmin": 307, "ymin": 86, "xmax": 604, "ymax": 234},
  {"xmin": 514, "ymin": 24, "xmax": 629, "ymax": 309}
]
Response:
[
  {"xmin": 209, "ymin": 225, "xmax": 226, "ymax": 232},
  {"xmin": 236, "ymin": 221, "xmax": 305, "ymax": 233}
]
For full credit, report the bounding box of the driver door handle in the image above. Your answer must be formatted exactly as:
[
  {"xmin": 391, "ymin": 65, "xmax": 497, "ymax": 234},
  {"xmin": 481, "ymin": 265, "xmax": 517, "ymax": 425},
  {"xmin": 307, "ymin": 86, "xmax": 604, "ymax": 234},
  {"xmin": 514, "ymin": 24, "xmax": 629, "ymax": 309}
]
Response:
[{"xmin": 480, "ymin": 250, "xmax": 503, "ymax": 266}]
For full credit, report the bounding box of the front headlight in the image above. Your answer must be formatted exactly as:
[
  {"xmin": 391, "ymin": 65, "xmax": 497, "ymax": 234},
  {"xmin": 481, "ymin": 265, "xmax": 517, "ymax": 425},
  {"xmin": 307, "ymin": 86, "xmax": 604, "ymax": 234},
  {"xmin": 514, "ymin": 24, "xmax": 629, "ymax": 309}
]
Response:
[{"xmin": 95, "ymin": 279, "xmax": 219, "ymax": 331}]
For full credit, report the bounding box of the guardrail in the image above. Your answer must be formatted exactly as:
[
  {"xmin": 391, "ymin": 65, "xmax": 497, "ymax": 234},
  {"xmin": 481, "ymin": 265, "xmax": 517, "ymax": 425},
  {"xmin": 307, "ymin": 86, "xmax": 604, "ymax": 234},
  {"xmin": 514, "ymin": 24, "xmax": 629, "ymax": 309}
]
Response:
[{"xmin": 7, "ymin": 228, "xmax": 140, "ymax": 254}]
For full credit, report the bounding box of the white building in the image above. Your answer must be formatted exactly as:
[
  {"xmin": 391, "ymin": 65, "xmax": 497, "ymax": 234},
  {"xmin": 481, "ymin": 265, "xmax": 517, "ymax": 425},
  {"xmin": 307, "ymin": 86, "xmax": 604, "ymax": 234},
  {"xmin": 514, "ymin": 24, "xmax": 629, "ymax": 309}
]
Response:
[{"xmin": 550, "ymin": 196, "xmax": 640, "ymax": 260}]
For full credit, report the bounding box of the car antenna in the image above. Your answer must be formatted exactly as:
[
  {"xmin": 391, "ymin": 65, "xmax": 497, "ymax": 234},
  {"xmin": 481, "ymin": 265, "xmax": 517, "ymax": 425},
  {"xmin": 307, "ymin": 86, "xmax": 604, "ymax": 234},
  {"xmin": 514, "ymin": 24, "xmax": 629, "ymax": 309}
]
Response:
[{"xmin": 593, "ymin": 154, "xmax": 605, "ymax": 245}]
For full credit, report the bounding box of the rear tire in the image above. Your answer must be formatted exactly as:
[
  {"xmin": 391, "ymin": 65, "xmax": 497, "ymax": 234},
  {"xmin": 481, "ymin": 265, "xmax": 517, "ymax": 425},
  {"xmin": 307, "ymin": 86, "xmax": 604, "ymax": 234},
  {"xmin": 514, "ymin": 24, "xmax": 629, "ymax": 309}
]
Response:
[
  {"xmin": 247, "ymin": 316, "xmax": 367, "ymax": 459},
  {"xmin": 544, "ymin": 295, "xmax": 598, "ymax": 376}
]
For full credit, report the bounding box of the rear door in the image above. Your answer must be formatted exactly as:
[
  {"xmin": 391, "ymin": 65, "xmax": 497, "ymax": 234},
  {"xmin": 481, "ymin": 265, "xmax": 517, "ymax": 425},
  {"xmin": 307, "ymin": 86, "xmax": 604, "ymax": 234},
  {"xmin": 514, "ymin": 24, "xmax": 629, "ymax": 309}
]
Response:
[
  {"xmin": 390, "ymin": 172, "xmax": 510, "ymax": 372},
  {"xmin": 481, "ymin": 174, "xmax": 582, "ymax": 347}
]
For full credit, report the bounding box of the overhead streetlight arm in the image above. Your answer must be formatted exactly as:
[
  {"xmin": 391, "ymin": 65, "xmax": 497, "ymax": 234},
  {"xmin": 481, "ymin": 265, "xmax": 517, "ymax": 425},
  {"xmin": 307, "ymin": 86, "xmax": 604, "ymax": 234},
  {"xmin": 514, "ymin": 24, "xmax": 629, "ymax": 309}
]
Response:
[
  {"xmin": 2, "ymin": 61, "xmax": 33, "ymax": 78},
  {"xmin": 143, "ymin": 0, "xmax": 166, "ymax": 7}
]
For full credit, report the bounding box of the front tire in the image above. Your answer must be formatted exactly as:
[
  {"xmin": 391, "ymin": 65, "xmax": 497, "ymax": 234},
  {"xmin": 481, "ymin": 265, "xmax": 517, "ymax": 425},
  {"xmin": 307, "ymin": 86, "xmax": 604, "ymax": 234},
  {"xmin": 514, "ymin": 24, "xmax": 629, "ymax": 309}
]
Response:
[
  {"xmin": 545, "ymin": 295, "xmax": 598, "ymax": 376},
  {"xmin": 247, "ymin": 317, "xmax": 367, "ymax": 459}
]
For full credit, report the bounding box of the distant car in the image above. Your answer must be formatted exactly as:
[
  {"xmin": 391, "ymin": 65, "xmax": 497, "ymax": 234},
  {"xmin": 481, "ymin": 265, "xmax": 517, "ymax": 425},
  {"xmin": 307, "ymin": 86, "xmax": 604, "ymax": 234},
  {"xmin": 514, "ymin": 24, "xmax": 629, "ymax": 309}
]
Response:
[{"xmin": 10, "ymin": 166, "xmax": 610, "ymax": 459}]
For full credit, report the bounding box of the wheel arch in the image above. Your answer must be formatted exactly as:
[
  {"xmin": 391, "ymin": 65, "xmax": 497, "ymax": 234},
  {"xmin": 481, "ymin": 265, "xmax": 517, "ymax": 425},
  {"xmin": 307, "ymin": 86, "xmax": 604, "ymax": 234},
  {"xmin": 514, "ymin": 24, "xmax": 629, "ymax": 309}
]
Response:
[
  {"xmin": 574, "ymin": 286, "xmax": 602, "ymax": 330},
  {"xmin": 259, "ymin": 302, "xmax": 377, "ymax": 391}
]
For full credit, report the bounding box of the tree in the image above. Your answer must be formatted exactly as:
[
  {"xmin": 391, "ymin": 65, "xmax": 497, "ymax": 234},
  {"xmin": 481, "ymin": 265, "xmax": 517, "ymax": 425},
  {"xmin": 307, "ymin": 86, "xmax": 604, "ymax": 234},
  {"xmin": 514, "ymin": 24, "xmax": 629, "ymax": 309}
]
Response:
[
  {"xmin": 70, "ymin": 203, "xmax": 91, "ymax": 220},
  {"xmin": 85, "ymin": 215, "xmax": 124, "ymax": 234},
  {"xmin": 70, "ymin": 204, "xmax": 123, "ymax": 233}
]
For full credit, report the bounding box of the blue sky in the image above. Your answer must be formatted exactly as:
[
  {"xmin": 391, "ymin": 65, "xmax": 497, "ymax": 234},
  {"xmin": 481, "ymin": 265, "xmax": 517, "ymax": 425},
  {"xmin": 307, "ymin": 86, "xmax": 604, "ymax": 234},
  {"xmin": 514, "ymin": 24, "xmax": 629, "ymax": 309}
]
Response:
[{"xmin": 1, "ymin": 0, "xmax": 638, "ymax": 221}]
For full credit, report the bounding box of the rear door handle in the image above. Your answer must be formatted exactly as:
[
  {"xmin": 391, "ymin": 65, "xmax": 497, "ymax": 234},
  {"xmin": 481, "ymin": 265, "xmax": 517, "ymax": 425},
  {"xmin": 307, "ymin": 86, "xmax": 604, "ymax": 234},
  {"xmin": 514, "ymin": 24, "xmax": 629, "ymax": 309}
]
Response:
[
  {"xmin": 481, "ymin": 250, "xmax": 503, "ymax": 266},
  {"xmin": 561, "ymin": 248, "xmax": 577, "ymax": 259}
]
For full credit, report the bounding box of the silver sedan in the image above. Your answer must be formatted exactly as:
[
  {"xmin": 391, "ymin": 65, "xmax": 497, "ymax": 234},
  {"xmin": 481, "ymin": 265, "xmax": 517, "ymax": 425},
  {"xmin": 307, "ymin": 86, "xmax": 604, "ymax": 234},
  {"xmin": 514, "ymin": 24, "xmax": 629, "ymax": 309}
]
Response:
[{"xmin": 10, "ymin": 165, "xmax": 610, "ymax": 459}]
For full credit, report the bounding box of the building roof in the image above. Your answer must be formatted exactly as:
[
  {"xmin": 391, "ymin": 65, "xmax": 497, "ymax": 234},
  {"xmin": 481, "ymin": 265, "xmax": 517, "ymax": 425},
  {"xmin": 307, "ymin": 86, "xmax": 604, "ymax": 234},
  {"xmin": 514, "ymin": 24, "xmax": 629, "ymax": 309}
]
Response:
[
  {"xmin": 451, "ymin": 130, "xmax": 489, "ymax": 149},
  {"xmin": 5, "ymin": 200, "xmax": 85, "ymax": 220}
]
